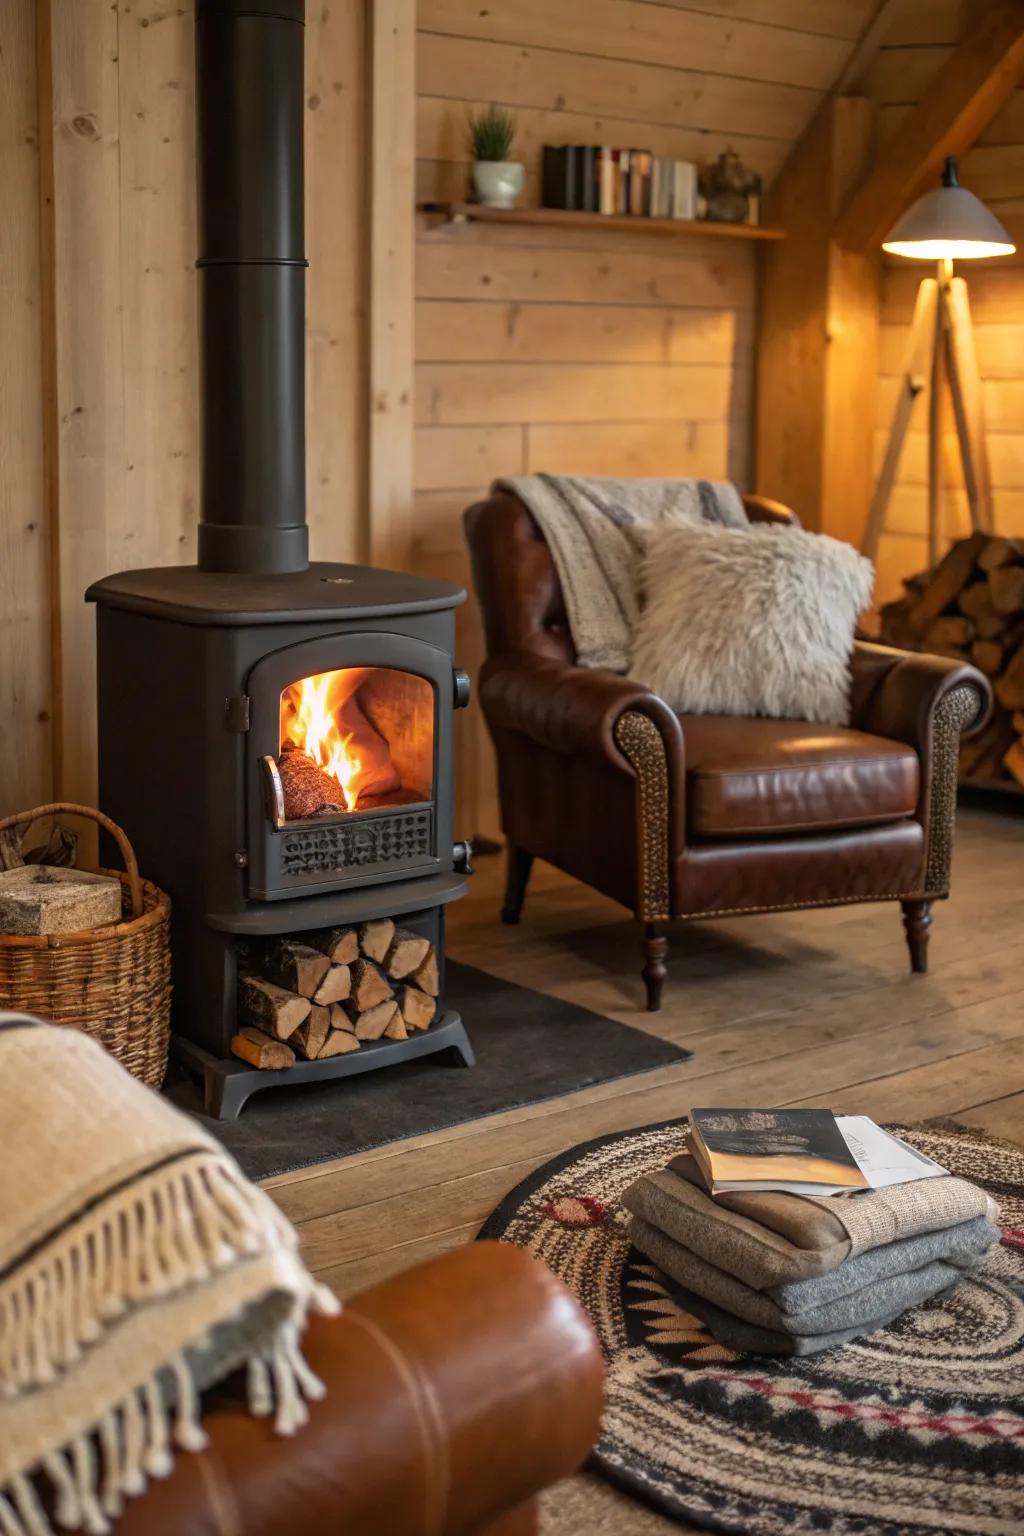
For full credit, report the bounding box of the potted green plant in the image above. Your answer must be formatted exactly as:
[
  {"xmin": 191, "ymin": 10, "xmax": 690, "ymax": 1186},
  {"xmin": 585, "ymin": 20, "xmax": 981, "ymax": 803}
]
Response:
[{"xmin": 467, "ymin": 106, "xmax": 524, "ymax": 209}]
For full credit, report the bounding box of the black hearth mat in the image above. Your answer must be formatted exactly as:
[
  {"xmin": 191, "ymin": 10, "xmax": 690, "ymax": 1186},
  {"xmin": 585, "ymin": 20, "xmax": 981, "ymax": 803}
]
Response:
[{"xmin": 164, "ymin": 960, "xmax": 690, "ymax": 1182}]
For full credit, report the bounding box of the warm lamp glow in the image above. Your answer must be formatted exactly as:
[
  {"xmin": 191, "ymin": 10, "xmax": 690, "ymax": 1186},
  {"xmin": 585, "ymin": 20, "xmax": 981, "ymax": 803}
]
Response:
[
  {"xmin": 881, "ymin": 157, "xmax": 1014, "ymax": 262},
  {"xmin": 882, "ymin": 238, "xmax": 1016, "ymax": 260}
]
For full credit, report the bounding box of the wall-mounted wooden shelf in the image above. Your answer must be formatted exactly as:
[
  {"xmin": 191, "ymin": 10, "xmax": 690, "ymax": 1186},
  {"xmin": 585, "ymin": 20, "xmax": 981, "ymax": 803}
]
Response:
[{"xmin": 421, "ymin": 202, "xmax": 785, "ymax": 242}]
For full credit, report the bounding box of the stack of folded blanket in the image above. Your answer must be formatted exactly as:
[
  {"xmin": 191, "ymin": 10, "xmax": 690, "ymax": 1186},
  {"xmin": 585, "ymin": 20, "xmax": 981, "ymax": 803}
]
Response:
[{"xmin": 622, "ymin": 1150, "xmax": 1000, "ymax": 1355}]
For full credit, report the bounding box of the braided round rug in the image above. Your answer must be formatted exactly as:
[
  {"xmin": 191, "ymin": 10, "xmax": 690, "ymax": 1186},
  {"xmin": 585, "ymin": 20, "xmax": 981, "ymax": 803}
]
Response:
[{"xmin": 479, "ymin": 1119, "xmax": 1024, "ymax": 1536}]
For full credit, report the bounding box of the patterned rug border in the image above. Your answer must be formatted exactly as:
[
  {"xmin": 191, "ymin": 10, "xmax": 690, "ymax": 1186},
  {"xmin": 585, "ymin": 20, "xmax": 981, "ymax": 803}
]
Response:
[{"xmin": 477, "ymin": 1114, "xmax": 689, "ymax": 1242}]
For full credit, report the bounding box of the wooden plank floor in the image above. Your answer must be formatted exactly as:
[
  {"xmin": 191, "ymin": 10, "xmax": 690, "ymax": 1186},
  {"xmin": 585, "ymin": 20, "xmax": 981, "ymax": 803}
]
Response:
[{"xmin": 267, "ymin": 803, "xmax": 1024, "ymax": 1298}]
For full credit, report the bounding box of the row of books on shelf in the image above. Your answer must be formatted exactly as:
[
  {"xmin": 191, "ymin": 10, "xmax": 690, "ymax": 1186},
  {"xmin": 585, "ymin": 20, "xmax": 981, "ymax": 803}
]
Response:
[{"xmin": 542, "ymin": 145, "xmax": 719, "ymax": 222}]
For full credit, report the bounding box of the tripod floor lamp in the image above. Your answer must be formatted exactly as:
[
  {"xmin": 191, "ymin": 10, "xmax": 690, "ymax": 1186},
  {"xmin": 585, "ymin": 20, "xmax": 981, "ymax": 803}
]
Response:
[{"xmin": 864, "ymin": 156, "xmax": 1016, "ymax": 566}]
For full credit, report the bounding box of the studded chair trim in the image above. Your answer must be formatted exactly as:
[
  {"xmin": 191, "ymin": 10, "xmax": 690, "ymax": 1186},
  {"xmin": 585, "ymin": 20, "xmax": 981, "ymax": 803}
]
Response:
[{"xmin": 614, "ymin": 711, "xmax": 671, "ymax": 922}]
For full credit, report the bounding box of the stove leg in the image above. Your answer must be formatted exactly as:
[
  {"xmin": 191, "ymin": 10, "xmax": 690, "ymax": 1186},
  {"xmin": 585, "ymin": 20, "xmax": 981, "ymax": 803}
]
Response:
[
  {"xmin": 441, "ymin": 1016, "xmax": 476, "ymax": 1070},
  {"xmin": 205, "ymin": 1066, "xmax": 252, "ymax": 1121},
  {"xmin": 501, "ymin": 844, "xmax": 534, "ymax": 925}
]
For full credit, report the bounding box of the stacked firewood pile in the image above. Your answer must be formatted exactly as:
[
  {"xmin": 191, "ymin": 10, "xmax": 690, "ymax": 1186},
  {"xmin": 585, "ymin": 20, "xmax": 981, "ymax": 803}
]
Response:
[
  {"xmin": 878, "ymin": 532, "xmax": 1024, "ymax": 789},
  {"xmin": 231, "ymin": 917, "xmax": 439, "ymax": 1070}
]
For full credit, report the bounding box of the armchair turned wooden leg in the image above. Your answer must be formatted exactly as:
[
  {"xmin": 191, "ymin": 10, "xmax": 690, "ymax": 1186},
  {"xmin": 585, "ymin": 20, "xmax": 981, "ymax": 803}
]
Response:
[
  {"xmin": 641, "ymin": 922, "xmax": 668, "ymax": 1012},
  {"xmin": 902, "ymin": 898, "xmax": 933, "ymax": 974},
  {"xmin": 501, "ymin": 844, "xmax": 534, "ymax": 925}
]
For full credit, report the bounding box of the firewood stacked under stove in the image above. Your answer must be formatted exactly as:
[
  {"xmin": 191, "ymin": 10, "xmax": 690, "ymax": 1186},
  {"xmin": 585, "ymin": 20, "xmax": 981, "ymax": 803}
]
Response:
[
  {"xmin": 232, "ymin": 918, "xmax": 440, "ymax": 1071},
  {"xmin": 878, "ymin": 532, "xmax": 1024, "ymax": 789}
]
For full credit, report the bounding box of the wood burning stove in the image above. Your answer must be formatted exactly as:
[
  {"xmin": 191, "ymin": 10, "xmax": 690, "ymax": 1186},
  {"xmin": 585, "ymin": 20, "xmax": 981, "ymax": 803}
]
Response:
[{"xmin": 86, "ymin": 0, "xmax": 474, "ymax": 1117}]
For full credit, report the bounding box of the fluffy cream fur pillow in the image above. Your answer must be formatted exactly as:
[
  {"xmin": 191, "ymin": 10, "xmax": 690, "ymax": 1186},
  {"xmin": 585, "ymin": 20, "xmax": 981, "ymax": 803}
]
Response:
[{"xmin": 630, "ymin": 521, "xmax": 874, "ymax": 726}]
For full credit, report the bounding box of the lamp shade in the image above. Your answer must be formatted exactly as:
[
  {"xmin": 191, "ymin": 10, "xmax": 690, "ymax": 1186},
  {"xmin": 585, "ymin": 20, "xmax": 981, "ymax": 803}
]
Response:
[{"xmin": 882, "ymin": 157, "xmax": 1015, "ymax": 260}]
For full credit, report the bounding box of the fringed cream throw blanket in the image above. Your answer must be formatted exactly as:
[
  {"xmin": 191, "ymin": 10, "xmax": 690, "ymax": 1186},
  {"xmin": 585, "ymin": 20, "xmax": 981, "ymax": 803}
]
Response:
[
  {"xmin": 495, "ymin": 474, "xmax": 749, "ymax": 672},
  {"xmin": 0, "ymin": 1016, "xmax": 339, "ymax": 1536}
]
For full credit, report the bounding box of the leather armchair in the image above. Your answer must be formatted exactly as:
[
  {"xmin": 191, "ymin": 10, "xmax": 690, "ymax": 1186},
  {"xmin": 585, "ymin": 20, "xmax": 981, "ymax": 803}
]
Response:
[
  {"xmin": 115, "ymin": 1242, "xmax": 603, "ymax": 1535},
  {"xmin": 464, "ymin": 488, "xmax": 992, "ymax": 1010}
]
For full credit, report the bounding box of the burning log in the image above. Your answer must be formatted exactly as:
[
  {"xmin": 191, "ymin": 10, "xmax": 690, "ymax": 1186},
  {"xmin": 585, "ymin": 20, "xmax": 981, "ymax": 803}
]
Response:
[
  {"xmin": 277, "ymin": 742, "xmax": 346, "ymax": 820},
  {"xmin": 231, "ymin": 1027, "xmax": 296, "ymax": 1070},
  {"xmin": 239, "ymin": 975, "xmax": 310, "ymax": 1040},
  {"xmin": 280, "ymin": 668, "xmax": 401, "ymax": 811}
]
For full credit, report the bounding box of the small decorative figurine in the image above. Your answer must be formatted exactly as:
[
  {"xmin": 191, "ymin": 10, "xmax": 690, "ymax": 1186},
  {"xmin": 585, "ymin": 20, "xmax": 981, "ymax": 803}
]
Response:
[{"xmin": 699, "ymin": 149, "xmax": 762, "ymax": 225}]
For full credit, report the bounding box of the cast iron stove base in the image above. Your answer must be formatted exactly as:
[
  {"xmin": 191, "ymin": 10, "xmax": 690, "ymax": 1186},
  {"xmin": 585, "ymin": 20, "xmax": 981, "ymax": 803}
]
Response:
[{"xmin": 173, "ymin": 1009, "xmax": 474, "ymax": 1120}]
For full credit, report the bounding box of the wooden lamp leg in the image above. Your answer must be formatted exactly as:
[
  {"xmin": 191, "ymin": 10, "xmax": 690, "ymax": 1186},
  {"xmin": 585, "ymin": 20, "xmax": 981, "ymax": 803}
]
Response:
[
  {"xmin": 945, "ymin": 273, "xmax": 995, "ymax": 535},
  {"xmin": 901, "ymin": 898, "xmax": 933, "ymax": 974},
  {"xmin": 501, "ymin": 844, "xmax": 534, "ymax": 925},
  {"xmin": 927, "ymin": 268, "xmax": 946, "ymax": 568},
  {"xmin": 862, "ymin": 277, "xmax": 938, "ymax": 562},
  {"xmin": 641, "ymin": 923, "xmax": 668, "ymax": 1012}
]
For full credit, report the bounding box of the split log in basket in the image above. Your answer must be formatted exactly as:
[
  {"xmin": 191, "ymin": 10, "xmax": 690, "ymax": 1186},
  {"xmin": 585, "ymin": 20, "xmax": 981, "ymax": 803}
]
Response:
[
  {"xmin": 879, "ymin": 532, "xmax": 1024, "ymax": 791},
  {"xmin": 232, "ymin": 924, "xmax": 440, "ymax": 1069}
]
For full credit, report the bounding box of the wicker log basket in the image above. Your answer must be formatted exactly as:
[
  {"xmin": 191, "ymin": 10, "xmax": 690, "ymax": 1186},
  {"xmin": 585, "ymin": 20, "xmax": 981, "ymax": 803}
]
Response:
[{"xmin": 0, "ymin": 804, "xmax": 171, "ymax": 1087}]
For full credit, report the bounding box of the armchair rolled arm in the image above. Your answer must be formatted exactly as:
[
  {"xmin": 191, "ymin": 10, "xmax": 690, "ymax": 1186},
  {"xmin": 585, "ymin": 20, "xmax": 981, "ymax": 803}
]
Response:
[
  {"xmin": 850, "ymin": 641, "xmax": 991, "ymax": 898},
  {"xmin": 479, "ymin": 653, "xmax": 684, "ymax": 772},
  {"xmin": 849, "ymin": 641, "xmax": 991, "ymax": 749},
  {"xmin": 118, "ymin": 1242, "xmax": 603, "ymax": 1536}
]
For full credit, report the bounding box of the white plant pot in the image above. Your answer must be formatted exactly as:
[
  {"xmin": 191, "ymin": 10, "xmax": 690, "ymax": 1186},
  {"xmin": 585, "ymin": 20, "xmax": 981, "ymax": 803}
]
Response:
[{"xmin": 472, "ymin": 160, "xmax": 525, "ymax": 209}]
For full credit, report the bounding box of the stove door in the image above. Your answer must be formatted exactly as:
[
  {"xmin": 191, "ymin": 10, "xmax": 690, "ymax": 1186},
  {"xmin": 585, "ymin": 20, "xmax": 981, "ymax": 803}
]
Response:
[{"xmin": 246, "ymin": 632, "xmax": 451, "ymax": 900}]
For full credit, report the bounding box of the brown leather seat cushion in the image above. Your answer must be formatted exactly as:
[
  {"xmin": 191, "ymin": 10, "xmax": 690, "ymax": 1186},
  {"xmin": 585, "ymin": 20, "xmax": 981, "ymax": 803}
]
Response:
[{"xmin": 680, "ymin": 715, "xmax": 920, "ymax": 839}]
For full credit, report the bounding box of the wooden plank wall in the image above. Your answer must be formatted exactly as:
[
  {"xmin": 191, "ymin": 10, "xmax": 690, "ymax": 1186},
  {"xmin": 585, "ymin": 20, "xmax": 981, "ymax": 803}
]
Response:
[
  {"xmin": 0, "ymin": 0, "xmax": 368, "ymax": 817},
  {"xmin": 1, "ymin": 0, "xmax": 52, "ymax": 813},
  {"xmin": 413, "ymin": 0, "xmax": 880, "ymax": 839},
  {"xmin": 870, "ymin": 0, "xmax": 1024, "ymax": 602}
]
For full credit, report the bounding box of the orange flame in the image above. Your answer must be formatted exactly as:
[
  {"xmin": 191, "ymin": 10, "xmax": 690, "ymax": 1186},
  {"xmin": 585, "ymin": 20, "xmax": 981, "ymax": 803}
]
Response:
[{"xmin": 281, "ymin": 670, "xmax": 365, "ymax": 811}]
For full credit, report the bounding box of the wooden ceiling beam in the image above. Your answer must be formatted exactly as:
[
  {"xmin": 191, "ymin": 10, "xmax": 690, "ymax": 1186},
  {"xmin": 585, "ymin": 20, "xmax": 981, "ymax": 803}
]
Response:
[
  {"xmin": 834, "ymin": 0, "xmax": 1024, "ymax": 254},
  {"xmin": 833, "ymin": 0, "xmax": 902, "ymax": 98}
]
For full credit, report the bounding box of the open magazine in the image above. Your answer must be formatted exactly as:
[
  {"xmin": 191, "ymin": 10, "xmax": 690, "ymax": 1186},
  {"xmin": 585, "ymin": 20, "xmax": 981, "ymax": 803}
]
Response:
[{"xmin": 688, "ymin": 1107, "xmax": 947, "ymax": 1197}]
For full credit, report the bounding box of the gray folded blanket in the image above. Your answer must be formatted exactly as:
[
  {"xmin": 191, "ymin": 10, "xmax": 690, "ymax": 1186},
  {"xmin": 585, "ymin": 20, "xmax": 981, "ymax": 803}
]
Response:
[
  {"xmin": 628, "ymin": 1222, "xmax": 965, "ymax": 1357},
  {"xmin": 623, "ymin": 1153, "xmax": 998, "ymax": 1289},
  {"xmin": 624, "ymin": 1209, "xmax": 997, "ymax": 1336},
  {"xmin": 495, "ymin": 474, "xmax": 748, "ymax": 672}
]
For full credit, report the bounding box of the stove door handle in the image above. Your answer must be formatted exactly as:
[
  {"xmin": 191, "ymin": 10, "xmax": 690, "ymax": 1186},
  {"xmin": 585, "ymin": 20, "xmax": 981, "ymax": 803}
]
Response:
[
  {"xmin": 453, "ymin": 669, "xmax": 472, "ymax": 709},
  {"xmin": 453, "ymin": 840, "xmax": 474, "ymax": 875}
]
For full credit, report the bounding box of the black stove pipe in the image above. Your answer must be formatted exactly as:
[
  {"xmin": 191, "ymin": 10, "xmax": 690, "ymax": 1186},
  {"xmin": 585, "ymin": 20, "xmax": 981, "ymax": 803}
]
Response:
[{"xmin": 195, "ymin": 0, "xmax": 309, "ymax": 575}]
